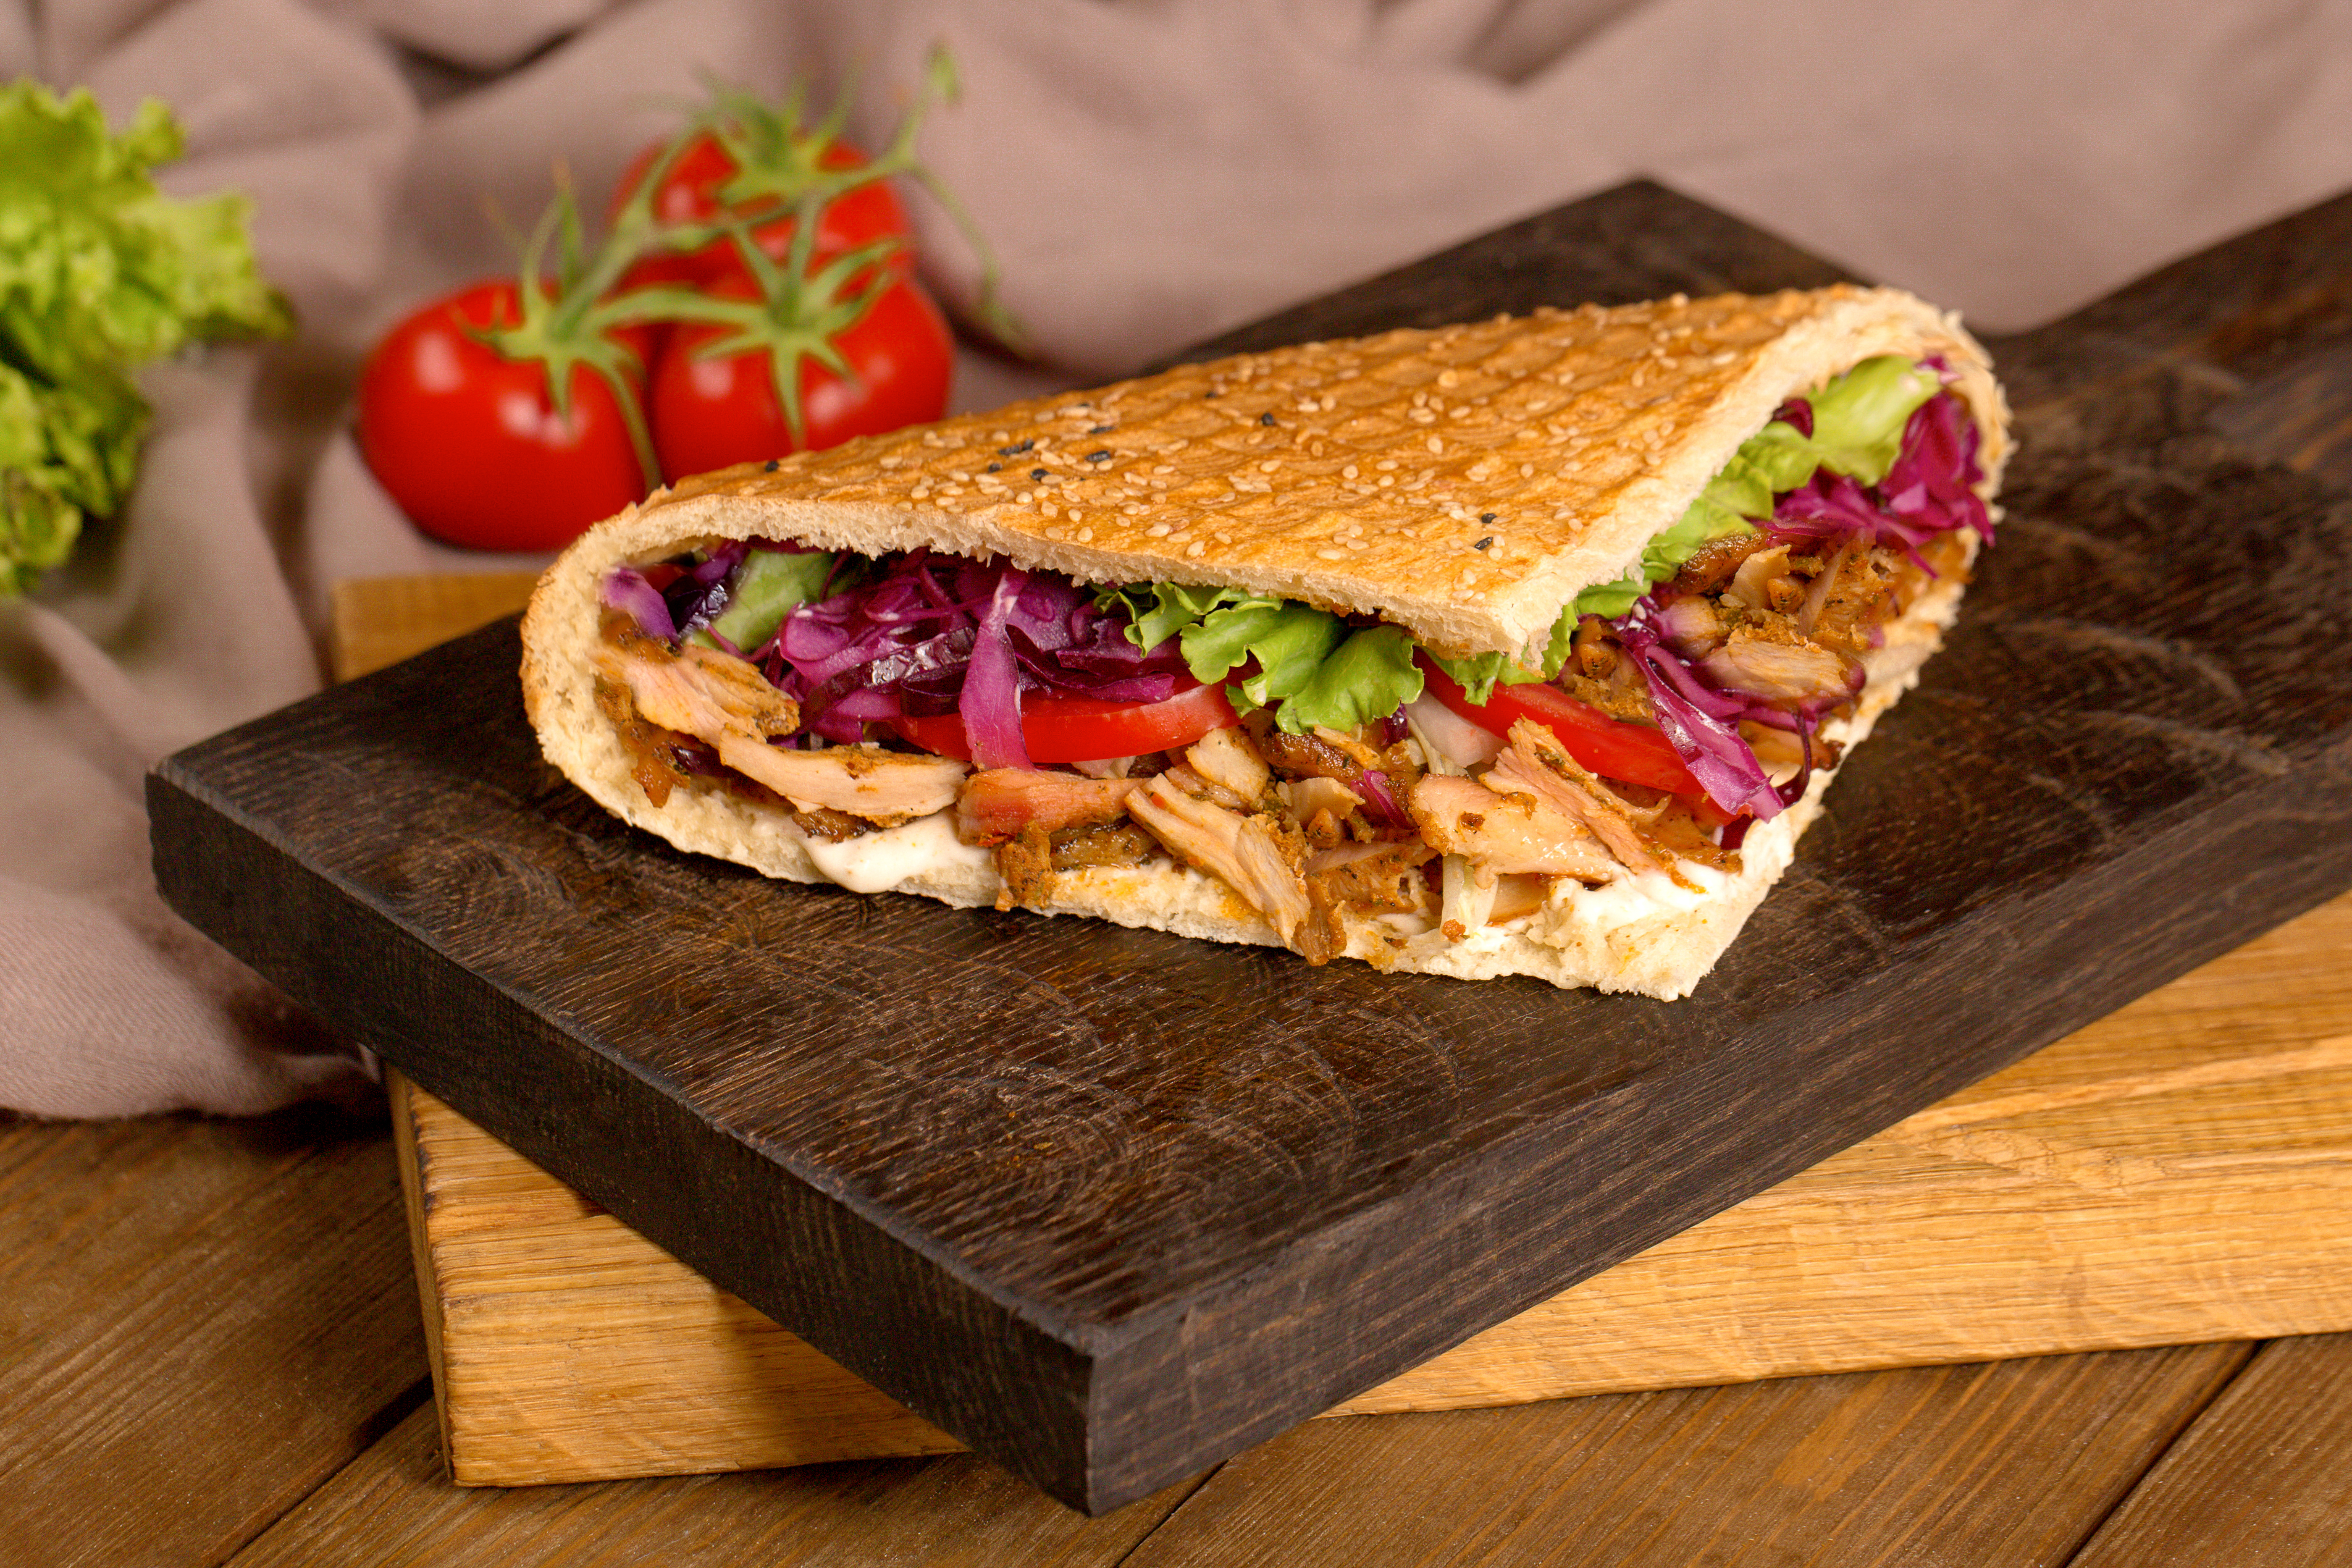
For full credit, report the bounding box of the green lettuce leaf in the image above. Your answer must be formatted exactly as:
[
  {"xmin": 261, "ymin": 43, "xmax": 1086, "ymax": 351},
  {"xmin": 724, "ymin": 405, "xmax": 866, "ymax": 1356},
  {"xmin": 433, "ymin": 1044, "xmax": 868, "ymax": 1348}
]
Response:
[
  {"xmin": 1281, "ymin": 624, "xmax": 1423, "ymax": 734},
  {"xmin": 1804, "ymin": 354, "xmax": 1944, "ymax": 486},
  {"xmin": 1180, "ymin": 597, "xmax": 1346, "ymax": 715},
  {"xmin": 1430, "ymin": 649, "xmax": 1544, "ymax": 705},
  {"xmin": 0, "ymin": 82, "xmax": 291, "ymax": 596},
  {"xmin": 1556, "ymin": 354, "xmax": 1941, "ymax": 627}
]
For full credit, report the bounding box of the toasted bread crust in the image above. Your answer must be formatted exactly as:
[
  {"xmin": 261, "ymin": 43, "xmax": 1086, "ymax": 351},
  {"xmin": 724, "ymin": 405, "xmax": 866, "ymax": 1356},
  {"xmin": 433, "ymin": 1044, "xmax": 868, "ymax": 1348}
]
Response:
[{"xmin": 586, "ymin": 286, "xmax": 2003, "ymax": 656}]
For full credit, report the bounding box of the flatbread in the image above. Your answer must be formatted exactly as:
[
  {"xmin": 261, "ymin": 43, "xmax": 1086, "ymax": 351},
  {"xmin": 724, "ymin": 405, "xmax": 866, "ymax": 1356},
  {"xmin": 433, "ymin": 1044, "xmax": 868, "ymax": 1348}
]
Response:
[{"xmin": 522, "ymin": 287, "xmax": 2008, "ymax": 996}]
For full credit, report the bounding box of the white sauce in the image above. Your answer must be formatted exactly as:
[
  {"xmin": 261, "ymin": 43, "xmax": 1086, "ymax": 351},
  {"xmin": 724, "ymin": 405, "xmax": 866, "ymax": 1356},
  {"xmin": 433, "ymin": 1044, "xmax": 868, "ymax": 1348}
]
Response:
[
  {"xmin": 1562, "ymin": 860, "xmax": 1730, "ymax": 926},
  {"xmin": 798, "ymin": 809, "xmax": 992, "ymax": 894}
]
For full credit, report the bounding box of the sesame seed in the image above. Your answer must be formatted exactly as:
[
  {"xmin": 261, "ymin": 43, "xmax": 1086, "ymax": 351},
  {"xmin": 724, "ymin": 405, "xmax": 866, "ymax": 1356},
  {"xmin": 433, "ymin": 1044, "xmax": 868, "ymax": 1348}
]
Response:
[
  {"xmin": 1086, "ymin": 449, "xmax": 1111, "ymax": 463},
  {"xmin": 1342, "ymin": 464, "xmax": 1359, "ymax": 479},
  {"xmin": 1076, "ymin": 526, "xmax": 1093, "ymax": 542},
  {"xmin": 1260, "ymin": 412, "xmax": 1276, "ymax": 426},
  {"xmin": 987, "ymin": 462, "xmax": 1001, "ymax": 472},
  {"xmin": 1017, "ymin": 491, "xmax": 1035, "ymax": 503},
  {"xmin": 1186, "ymin": 540, "xmax": 1205, "ymax": 557},
  {"xmin": 1030, "ymin": 468, "xmax": 1049, "ymax": 481},
  {"xmin": 1204, "ymin": 390, "xmax": 1221, "ymax": 399},
  {"xmin": 1376, "ymin": 459, "xmax": 1397, "ymax": 470},
  {"xmin": 1316, "ymin": 548, "xmax": 1346, "ymax": 561},
  {"xmin": 764, "ymin": 459, "xmax": 780, "ymax": 472},
  {"xmin": 1480, "ymin": 512, "xmax": 1496, "ymax": 524},
  {"xmin": 1090, "ymin": 424, "xmax": 1113, "ymax": 434},
  {"xmin": 879, "ymin": 455, "xmax": 903, "ymax": 468},
  {"xmin": 1427, "ymin": 436, "xmax": 1443, "ymax": 454},
  {"xmin": 998, "ymin": 439, "xmax": 1033, "ymax": 456},
  {"xmin": 1520, "ymin": 464, "xmax": 1534, "ymax": 478},
  {"xmin": 1318, "ymin": 395, "xmax": 1336, "ymax": 411},
  {"xmin": 1474, "ymin": 536, "xmax": 1494, "ymax": 551},
  {"xmin": 1438, "ymin": 370, "xmax": 1460, "ymax": 388},
  {"xmin": 1147, "ymin": 523, "xmax": 1171, "ymax": 537}
]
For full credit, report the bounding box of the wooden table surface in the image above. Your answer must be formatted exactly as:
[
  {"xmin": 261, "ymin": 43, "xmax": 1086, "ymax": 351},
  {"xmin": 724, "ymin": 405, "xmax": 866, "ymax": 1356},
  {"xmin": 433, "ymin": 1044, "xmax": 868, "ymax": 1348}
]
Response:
[{"xmin": 8, "ymin": 896, "xmax": 2352, "ymax": 1567}]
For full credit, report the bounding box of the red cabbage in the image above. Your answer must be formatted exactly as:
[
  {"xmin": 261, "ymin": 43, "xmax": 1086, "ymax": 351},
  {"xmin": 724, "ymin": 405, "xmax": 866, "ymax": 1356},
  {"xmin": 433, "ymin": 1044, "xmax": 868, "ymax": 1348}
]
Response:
[
  {"xmin": 1357, "ymin": 768, "xmax": 1409, "ymax": 829},
  {"xmin": 1615, "ymin": 604, "xmax": 1784, "ymax": 821},
  {"xmin": 961, "ymin": 567, "xmax": 1034, "ymax": 769},
  {"xmin": 601, "ymin": 567, "xmax": 677, "ymax": 640},
  {"xmin": 663, "ymin": 541, "xmax": 747, "ymax": 636}
]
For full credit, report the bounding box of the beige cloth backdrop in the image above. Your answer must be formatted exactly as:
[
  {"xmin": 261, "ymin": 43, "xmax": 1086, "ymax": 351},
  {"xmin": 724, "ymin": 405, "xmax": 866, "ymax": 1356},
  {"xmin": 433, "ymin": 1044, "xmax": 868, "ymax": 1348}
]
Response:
[{"xmin": 6, "ymin": 0, "xmax": 2351, "ymax": 1117}]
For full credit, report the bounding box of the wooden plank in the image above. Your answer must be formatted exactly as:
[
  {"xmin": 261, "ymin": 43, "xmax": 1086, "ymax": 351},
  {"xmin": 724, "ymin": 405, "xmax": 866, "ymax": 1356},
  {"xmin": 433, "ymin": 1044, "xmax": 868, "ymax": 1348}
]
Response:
[
  {"xmin": 328, "ymin": 573, "xmax": 543, "ymax": 684},
  {"xmin": 223, "ymin": 1401, "xmax": 1198, "ymax": 1568},
  {"xmin": 0, "ymin": 1108, "xmax": 428, "ymax": 1568},
  {"xmin": 2068, "ymin": 1334, "xmax": 2352, "ymax": 1568},
  {"xmin": 391, "ymin": 1068, "xmax": 963, "ymax": 1482},
  {"xmin": 1122, "ymin": 1344, "xmax": 2253, "ymax": 1568},
  {"xmin": 382, "ymin": 881, "xmax": 2352, "ymax": 1486},
  {"xmin": 149, "ymin": 184, "xmax": 2352, "ymax": 1513}
]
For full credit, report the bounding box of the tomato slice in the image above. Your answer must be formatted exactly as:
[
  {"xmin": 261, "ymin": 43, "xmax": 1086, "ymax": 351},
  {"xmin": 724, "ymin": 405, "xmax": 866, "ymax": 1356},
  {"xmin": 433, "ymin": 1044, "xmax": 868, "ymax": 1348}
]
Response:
[
  {"xmin": 1416, "ymin": 654, "xmax": 1702, "ymax": 797},
  {"xmin": 890, "ymin": 679, "xmax": 1239, "ymax": 766}
]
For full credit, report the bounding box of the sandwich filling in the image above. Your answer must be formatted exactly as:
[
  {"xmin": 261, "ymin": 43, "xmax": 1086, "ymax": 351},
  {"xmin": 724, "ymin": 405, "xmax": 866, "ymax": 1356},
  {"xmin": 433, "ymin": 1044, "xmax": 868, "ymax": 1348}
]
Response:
[{"xmin": 588, "ymin": 355, "xmax": 1990, "ymax": 965}]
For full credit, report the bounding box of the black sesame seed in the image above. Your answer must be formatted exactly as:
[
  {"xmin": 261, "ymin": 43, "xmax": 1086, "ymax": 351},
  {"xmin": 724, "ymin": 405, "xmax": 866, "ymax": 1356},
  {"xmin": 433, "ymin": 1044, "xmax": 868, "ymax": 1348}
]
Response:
[
  {"xmin": 998, "ymin": 439, "xmax": 1034, "ymax": 456},
  {"xmin": 1086, "ymin": 449, "xmax": 1111, "ymax": 463},
  {"xmin": 1259, "ymin": 412, "xmax": 1276, "ymax": 426},
  {"xmin": 764, "ymin": 459, "xmax": 780, "ymax": 472},
  {"xmin": 986, "ymin": 462, "xmax": 1001, "ymax": 472},
  {"xmin": 1204, "ymin": 390, "xmax": 1221, "ymax": 399},
  {"xmin": 1474, "ymin": 536, "xmax": 1495, "ymax": 551},
  {"xmin": 1089, "ymin": 424, "xmax": 1113, "ymax": 434},
  {"xmin": 1480, "ymin": 512, "xmax": 1496, "ymax": 524},
  {"xmin": 1030, "ymin": 468, "xmax": 1049, "ymax": 481}
]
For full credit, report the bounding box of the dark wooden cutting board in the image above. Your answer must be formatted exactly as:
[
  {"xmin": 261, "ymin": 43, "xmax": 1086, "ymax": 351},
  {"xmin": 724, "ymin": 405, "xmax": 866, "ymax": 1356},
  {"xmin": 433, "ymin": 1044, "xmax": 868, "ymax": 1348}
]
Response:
[{"xmin": 150, "ymin": 182, "xmax": 2352, "ymax": 1515}]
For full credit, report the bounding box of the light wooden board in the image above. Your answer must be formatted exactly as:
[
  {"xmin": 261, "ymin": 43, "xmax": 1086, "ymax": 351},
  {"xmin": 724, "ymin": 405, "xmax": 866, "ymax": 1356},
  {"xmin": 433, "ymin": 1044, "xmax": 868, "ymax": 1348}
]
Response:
[
  {"xmin": 386, "ymin": 899, "xmax": 2352, "ymax": 1485},
  {"xmin": 344, "ymin": 570, "xmax": 2352, "ymax": 1488}
]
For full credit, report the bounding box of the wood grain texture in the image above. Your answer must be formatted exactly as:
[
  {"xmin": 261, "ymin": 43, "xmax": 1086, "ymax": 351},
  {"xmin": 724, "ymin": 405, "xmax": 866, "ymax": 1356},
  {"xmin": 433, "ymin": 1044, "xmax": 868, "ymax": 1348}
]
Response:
[
  {"xmin": 378, "ymin": 883, "xmax": 2352, "ymax": 1486},
  {"xmin": 2069, "ymin": 1334, "xmax": 2352, "ymax": 1568},
  {"xmin": 391, "ymin": 1067, "xmax": 963, "ymax": 1483},
  {"xmin": 329, "ymin": 573, "xmax": 544, "ymax": 684},
  {"xmin": 223, "ymin": 1401, "xmax": 1198, "ymax": 1568},
  {"xmin": 1121, "ymin": 1343, "xmax": 2252, "ymax": 1568},
  {"xmin": 150, "ymin": 182, "xmax": 2352, "ymax": 1512},
  {"xmin": 0, "ymin": 1107, "xmax": 428, "ymax": 1568}
]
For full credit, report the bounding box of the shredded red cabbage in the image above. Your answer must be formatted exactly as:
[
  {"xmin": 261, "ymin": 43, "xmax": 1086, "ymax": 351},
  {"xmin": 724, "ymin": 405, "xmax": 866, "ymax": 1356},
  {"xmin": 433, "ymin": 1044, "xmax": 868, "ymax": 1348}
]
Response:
[
  {"xmin": 1357, "ymin": 769, "xmax": 1409, "ymax": 829},
  {"xmin": 601, "ymin": 566, "xmax": 678, "ymax": 640},
  {"xmin": 589, "ymin": 548, "xmax": 1197, "ymax": 756},
  {"xmin": 1604, "ymin": 386, "xmax": 1989, "ymax": 823}
]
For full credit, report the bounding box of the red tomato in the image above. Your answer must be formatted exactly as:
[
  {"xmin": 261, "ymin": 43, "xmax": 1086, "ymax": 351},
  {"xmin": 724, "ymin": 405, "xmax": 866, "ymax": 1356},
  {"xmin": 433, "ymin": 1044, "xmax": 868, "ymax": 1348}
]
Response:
[
  {"xmin": 609, "ymin": 133, "xmax": 912, "ymax": 293},
  {"xmin": 1416, "ymin": 654, "xmax": 1703, "ymax": 797},
  {"xmin": 356, "ymin": 280, "xmax": 650, "ymax": 551},
  {"xmin": 648, "ymin": 265, "xmax": 952, "ymax": 477},
  {"xmin": 891, "ymin": 681, "xmax": 1239, "ymax": 765}
]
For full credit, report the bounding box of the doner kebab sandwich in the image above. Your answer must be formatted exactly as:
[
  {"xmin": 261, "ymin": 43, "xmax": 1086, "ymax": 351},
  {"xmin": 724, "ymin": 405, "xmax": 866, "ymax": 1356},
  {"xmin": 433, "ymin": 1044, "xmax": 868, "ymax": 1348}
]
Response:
[{"xmin": 522, "ymin": 286, "xmax": 2009, "ymax": 997}]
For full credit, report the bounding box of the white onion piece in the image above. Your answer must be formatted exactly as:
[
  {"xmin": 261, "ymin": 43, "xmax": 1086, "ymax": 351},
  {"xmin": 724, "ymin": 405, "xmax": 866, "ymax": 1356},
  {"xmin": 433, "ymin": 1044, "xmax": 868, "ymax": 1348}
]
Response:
[{"xmin": 1404, "ymin": 694, "xmax": 1504, "ymax": 772}]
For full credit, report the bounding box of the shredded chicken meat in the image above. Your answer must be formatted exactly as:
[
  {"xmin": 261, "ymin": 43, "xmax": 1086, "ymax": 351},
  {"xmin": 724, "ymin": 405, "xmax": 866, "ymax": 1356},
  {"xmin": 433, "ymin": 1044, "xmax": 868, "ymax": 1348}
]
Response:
[
  {"xmin": 1484, "ymin": 720, "xmax": 1672, "ymax": 879},
  {"xmin": 958, "ymin": 769, "xmax": 1146, "ymax": 847},
  {"xmin": 1407, "ymin": 774, "xmax": 1625, "ymax": 883},
  {"xmin": 595, "ymin": 622, "xmax": 965, "ymax": 821},
  {"xmin": 1126, "ymin": 774, "xmax": 1334, "ymax": 961}
]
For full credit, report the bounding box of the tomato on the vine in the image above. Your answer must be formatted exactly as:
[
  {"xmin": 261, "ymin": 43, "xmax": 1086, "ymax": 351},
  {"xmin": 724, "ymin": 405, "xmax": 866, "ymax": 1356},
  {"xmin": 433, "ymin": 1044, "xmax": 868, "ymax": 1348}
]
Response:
[
  {"xmin": 608, "ymin": 131, "xmax": 912, "ymax": 293},
  {"xmin": 891, "ymin": 680, "xmax": 1238, "ymax": 765},
  {"xmin": 356, "ymin": 280, "xmax": 651, "ymax": 551},
  {"xmin": 647, "ymin": 262, "xmax": 952, "ymax": 478}
]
